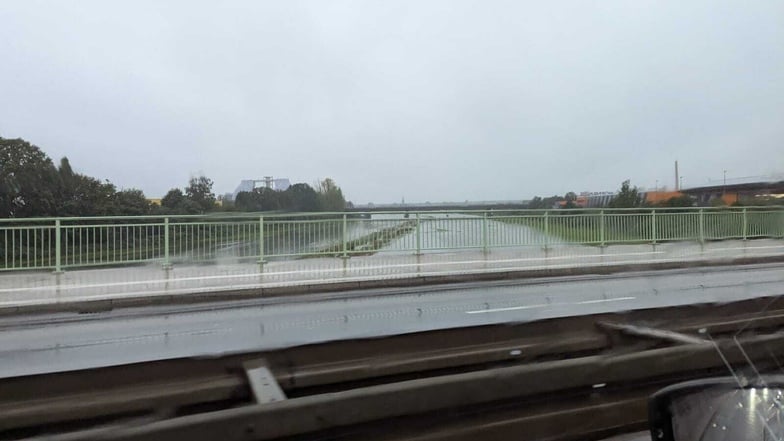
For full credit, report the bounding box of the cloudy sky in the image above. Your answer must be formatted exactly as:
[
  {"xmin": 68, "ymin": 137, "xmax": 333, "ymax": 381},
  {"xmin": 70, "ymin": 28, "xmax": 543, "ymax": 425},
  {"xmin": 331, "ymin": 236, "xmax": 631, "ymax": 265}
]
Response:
[{"xmin": 1, "ymin": 1, "xmax": 782, "ymax": 203}]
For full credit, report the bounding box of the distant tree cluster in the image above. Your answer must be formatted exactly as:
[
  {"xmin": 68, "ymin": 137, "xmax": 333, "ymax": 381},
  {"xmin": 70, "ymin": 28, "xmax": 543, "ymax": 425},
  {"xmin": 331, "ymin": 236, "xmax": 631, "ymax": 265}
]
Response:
[
  {"xmin": 1, "ymin": 137, "xmax": 152, "ymax": 218},
  {"xmin": 160, "ymin": 176, "xmax": 217, "ymax": 214},
  {"xmin": 1, "ymin": 137, "xmax": 350, "ymax": 218},
  {"xmin": 526, "ymin": 181, "xmax": 699, "ymax": 210},
  {"xmin": 233, "ymin": 178, "xmax": 347, "ymax": 212},
  {"xmin": 608, "ymin": 180, "xmax": 644, "ymax": 208},
  {"xmin": 610, "ymin": 180, "xmax": 697, "ymax": 208},
  {"xmin": 526, "ymin": 195, "xmax": 565, "ymax": 209}
]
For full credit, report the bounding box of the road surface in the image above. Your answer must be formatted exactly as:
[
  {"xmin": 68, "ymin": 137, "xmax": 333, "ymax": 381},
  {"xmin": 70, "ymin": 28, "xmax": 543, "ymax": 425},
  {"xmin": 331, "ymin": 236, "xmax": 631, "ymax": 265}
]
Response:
[{"xmin": 0, "ymin": 263, "xmax": 783, "ymax": 378}]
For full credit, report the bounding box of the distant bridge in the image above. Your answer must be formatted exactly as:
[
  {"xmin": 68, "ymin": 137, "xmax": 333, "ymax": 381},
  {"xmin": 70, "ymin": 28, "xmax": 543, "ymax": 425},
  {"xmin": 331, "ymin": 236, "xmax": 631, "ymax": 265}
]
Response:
[{"xmin": 348, "ymin": 201, "xmax": 531, "ymax": 212}]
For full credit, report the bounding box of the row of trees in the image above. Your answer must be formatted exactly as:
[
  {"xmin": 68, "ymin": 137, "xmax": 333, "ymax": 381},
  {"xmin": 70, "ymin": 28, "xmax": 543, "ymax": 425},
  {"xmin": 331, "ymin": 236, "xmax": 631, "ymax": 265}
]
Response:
[
  {"xmin": 526, "ymin": 181, "xmax": 696, "ymax": 210},
  {"xmin": 1, "ymin": 137, "xmax": 348, "ymax": 218},
  {"xmin": 1, "ymin": 138, "xmax": 154, "ymax": 218},
  {"xmin": 159, "ymin": 176, "xmax": 218, "ymax": 214},
  {"xmin": 608, "ymin": 180, "xmax": 696, "ymax": 208},
  {"xmin": 231, "ymin": 178, "xmax": 347, "ymax": 212}
]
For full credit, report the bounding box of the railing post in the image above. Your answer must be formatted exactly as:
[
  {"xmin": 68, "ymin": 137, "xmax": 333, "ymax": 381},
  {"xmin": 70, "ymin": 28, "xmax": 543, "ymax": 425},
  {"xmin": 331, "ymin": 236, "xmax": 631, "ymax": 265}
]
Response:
[
  {"xmin": 342, "ymin": 214, "xmax": 348, "ymax": 259},
  {"xmin": 257, "ymin": 216, "xmax": 266, "ymax": 269},
  {"xmin": 651, "ymin": 209, "xmax": 657, "ymax": 245},
  {"xmin": 599, "ymin": 210, "xmax": 605, "ymax": 247},
  {"xmin": 698, "ymin": 208, "xmax": 705, "ymax": 245},
  {"xmin": 482, "ymin": 211, "xmax": 489, "ymax": 254},
  {"xmin": 54, "ymin": 219, "xmax": 62, "ymax": 273},
  {"xmin": 543, "ymin": 211, "xmax": 550, "ymax": 250},
  {"xmin": 163, "ymin": 217, "xmax": 171, "ymax": 269},
  {"xmin": 415, "ymin": 213, "xmax": 421, "ymax": 255},
  {"xmin": 742, "ymin": 207, "xmax": 747, "ymax": 241}
]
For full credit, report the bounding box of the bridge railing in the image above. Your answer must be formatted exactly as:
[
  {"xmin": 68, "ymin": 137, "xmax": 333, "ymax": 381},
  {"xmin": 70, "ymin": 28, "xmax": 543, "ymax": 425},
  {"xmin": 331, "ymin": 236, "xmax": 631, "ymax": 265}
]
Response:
[{"xmin": 1, "ymin": 207, "xmax": 782, "ymax": 273}]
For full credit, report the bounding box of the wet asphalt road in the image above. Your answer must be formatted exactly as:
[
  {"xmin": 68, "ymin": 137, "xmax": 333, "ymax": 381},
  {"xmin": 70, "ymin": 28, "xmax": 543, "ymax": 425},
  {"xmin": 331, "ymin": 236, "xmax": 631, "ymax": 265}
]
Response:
[{"xmin": 0, "ymin": 263, "xmax": 782, "ymax": 378}]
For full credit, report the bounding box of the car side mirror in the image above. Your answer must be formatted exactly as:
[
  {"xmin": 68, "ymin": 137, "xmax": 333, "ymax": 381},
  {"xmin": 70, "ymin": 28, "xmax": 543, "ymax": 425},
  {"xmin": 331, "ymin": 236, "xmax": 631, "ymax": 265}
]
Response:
[{"xmin": 649, "ymin": 376, "xmax": 784, "ymax": 441}]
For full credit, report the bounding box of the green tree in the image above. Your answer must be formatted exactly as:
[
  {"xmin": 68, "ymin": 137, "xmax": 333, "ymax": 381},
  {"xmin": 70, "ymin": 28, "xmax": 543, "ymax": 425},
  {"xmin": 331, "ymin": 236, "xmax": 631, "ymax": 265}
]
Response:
[
  {"xmin": 315, "ymin": 178, "xmax": 346, "ymax": 212},
  {"xmin": 234, "ymin": 191, "xmax": 261, "ymax": 211},
  {"xmin": 161, "ymin": 188, "xmax": 201, "ymax": 214},
  {"xmin": 608, "ymin": 180, "xmax": 644, "ymax": 208},
  {"xmin": 58, "ymin": 157, "xmax": 77, "ymax": 191},
  {"xmin": 55, "ymin": 156, "xmax": 120, "ymax": 216},
  {"xmin": 0, "ymin": 138, "xmax": 60, "ymax": 218},
  {"xmin": 285, "ymin": 183, "xmax": 320, "ymax": 212},
  {"xmin": 57, "ymin": 174, "xmax": 117, "ymax": 216},
  {"xmin": 161, "ymin": 188, "xmax": 185, "ymax": 210},
  {"xmin": 527, "ymin": 196, "xmax": 544, "ymax": 209},
  {"xmin": 257, "ymin": 187, "xmax": 282, "ymax": 211},
  {"xmin": 235, "ymin": 187, "xmax": 283, "ymax": 212},
  {"xmin": 563, "ymin": 191, "xmax": 578, "ymax": 209},
  {"xmin": 527, "ymin": 195, "xmax": 563, "ymax": 209},
  {"xmin": 2, "ymin": 137, "xmax": 152, "ymax": 218},
  {"xmin": 185, "ymin": 176, "xmax": 216, "ymax": 213},
  {"xmin": 112, "ymin": 189, "xmax": 151, "ymax": 215}
]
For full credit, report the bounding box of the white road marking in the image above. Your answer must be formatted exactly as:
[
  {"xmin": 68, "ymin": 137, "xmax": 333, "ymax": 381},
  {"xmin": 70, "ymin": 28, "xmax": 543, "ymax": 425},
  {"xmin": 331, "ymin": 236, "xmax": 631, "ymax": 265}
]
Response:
[
  {"xmin": 576, "ymin": 296, "xmax": 636, "ymax": 304},
  {"xmin": 465, "ymin": 304, "xmax": 550, "ymax": 314},
  {"xmin": 464, "ymin": 296, "xmax": 636, "ymax": 314}
]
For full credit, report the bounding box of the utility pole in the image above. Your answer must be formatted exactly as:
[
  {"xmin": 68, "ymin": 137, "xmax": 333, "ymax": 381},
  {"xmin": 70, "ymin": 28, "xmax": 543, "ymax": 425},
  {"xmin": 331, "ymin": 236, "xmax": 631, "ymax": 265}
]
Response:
[
  {"xmin": 723, "ymin": 170, "xmax": 727, "ymax": 195},
  {"xmin": 674, "ymin": 161, "xmax": 679, "ymax": 191}
]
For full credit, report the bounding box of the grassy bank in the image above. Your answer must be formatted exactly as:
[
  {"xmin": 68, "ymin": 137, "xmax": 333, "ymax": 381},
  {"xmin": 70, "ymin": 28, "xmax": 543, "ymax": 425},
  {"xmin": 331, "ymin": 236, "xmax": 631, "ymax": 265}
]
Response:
[
  {"xmin": 306, "ymin": 220, "xmax": 417, "ymax": 257},
  {"xmin": 495, "ymin": 210, "xmax": 782, "ymax": 246}
]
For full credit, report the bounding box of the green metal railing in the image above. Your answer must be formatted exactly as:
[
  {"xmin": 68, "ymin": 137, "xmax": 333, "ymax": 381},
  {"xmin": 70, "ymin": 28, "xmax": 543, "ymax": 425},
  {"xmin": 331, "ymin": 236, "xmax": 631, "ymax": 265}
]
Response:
[{"xmin": 1, "ymin": 207, "xmax": 782, "ymax": 273}]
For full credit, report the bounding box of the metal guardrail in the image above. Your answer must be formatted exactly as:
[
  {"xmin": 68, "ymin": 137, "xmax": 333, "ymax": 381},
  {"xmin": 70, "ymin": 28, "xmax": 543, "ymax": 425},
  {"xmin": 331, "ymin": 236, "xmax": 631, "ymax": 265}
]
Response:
[
  {"xmin": 1, "ymin": 207, "xmax": 783, "ymax": 273},
  {"xmin": 4, "ymin": 296, "xmax": 784, "ymax": 440}
]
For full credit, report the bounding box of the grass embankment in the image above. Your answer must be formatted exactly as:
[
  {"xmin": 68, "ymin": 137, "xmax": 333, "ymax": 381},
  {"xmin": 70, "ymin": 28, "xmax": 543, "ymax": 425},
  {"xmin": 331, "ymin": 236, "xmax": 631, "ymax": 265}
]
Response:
[
  {"xmin": 0, "ymin": 221, "xmax": 322, "ymax": 269},
  {"xmin": 496, "ymin": 210, "xmax": 782, "ymax": 246},
  {"xmin": 497, "ymin": 213, "xmax": 654, "ymax": 246},
  {"xmin": 306, "ymin": 219, "xmax": 417, "ymax": 257}
]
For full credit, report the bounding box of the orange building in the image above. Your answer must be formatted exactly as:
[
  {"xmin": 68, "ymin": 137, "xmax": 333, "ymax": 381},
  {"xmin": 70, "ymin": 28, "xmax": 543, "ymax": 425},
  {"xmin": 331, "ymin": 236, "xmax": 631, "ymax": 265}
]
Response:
[{"xmin": 643, "ymin": 191, "xmax": 683, "ymax": 205}]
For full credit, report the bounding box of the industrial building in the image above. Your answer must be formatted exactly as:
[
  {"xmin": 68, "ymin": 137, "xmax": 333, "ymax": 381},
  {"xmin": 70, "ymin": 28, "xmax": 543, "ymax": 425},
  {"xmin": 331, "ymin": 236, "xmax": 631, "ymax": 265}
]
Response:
[{"xmin": 230, "ymin": 177, "xmax": 291, "ymax": 200}]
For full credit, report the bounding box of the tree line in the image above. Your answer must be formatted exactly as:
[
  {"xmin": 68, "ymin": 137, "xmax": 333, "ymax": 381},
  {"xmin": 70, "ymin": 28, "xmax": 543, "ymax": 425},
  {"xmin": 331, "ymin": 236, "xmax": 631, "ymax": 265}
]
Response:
[
  {"xmin": 1, "ymin": 137, "xmax": 348, "ymax": 218},
  {"xmin": 229, "ymin": 178, "xmax": 347, "ymax": 213},
  {"xmin": 1, "ymin": 137, "xmax": 150, "ymax": 218},
  {"xmin": 526, "ymin": 180, "xmax": 696, "ymax": 210}
]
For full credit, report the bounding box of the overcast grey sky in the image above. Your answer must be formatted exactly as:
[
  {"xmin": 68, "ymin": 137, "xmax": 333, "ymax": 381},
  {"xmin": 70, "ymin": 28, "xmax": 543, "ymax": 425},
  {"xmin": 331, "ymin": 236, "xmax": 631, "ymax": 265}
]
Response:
[{"xmin": 1, "ymin": 1, "xmax": 782, "ymax": 203}]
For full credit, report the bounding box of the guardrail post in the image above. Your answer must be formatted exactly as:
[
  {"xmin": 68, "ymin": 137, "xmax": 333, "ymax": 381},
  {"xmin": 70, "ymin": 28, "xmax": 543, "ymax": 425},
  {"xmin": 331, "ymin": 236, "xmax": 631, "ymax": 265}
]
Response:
[
  {"xmin": 599, "ymin": 210, "xmax": 605, "ymax": 247},
  {"xmin": 698, "ymin": 208, "xmax": 705, "ymax": 247},
  {"xmin": 482, "ymin": 211, "xmax": 489, "ymax": 254},
  {"xmin": 54, "ymin": 219, "xmax": 62, "ymax": 273},
  {"xmin": 257, "ymin": 216, "xmax": 266, "ymax": 271},
  {"xmin": 543, "ymin": 211, "xmax": 550, "ymax": 252},
  {"xmin": 742, "ymin": 207, "xmax": 747, "ymax": 241},
  {"xmin": 651, "ymin": 209, "xmax": 657, "ymax": 245},
  {"xmin": 163, "ymin": 217, "xmax": 171, "ymax": 269},
  {"xmin": 342, "ymin": 214, "xmax": 348, "ymax": 259},
  {"xmin": 415, "ymin": 213, "xmax": 422, "ymax": 255}
]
